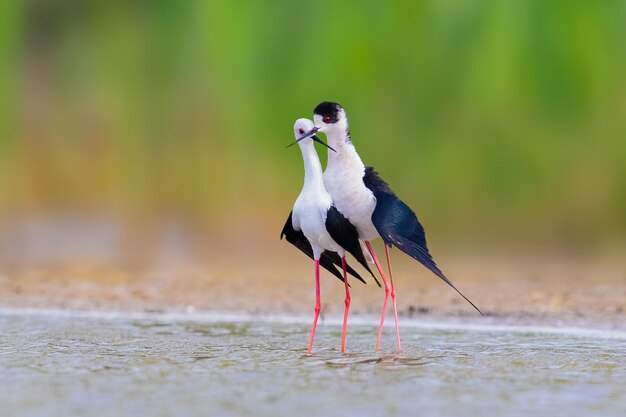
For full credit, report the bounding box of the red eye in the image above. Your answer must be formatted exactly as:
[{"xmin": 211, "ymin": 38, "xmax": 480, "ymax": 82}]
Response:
[
  {"xmin": 323, "ymin": 115, "xmax": 331, "ymax": 123},
  {"xmin": 298, "ymin": 128, "xmax": 304, "ymax": 134}
]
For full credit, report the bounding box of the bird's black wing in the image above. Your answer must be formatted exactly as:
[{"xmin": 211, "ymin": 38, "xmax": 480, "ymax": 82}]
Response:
[
  {"xmin": 325, "ymin": 206, "xmax": 381, "ymax": 287},
  {"xmin": 280, "ymin": 211, "xmax": 367, "ymax": 285},
  {"xmin": 363, "ymin": 167, "xmax": 483, "ymax": 315}
]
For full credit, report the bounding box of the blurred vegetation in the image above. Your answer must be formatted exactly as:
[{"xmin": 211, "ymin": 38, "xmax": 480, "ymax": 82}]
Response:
[{"xmin": 1, "ymin": 0, "xmax": 625, "ymax": 249}]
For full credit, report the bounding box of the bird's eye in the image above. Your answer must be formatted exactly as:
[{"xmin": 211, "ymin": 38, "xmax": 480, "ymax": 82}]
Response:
[
  {"xmin": 323, "ymin": 115, "xmax": 331, "ymax": 123},
  {"xmin": 298, "ymin": 128, "xmax": 304, "ymax": 135}
]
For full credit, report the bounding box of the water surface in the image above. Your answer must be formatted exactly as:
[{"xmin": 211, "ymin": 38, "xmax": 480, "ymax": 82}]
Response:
[{"xmin": 1, "ymin": 312, "xmax": 624, "ymax": 417}]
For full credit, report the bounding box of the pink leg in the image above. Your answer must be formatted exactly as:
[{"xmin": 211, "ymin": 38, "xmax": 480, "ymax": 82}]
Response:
[
  {"xmin": 307, "ymin": 259, "xmax": 321, "ymax": 353},
  {"xmin": 365, "ymin": 241, "xmax": 391, "ymax": 352},
  {"xmin": 340, "ymin": 256, "xmax": 351, "ymax": 353},
  {"xmin": 385, "ymin": 245, "xmax": 402, "ymax": 351}
]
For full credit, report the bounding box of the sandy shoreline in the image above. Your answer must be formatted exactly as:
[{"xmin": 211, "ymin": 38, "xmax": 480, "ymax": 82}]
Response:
[{"xmin": 1, "ymin": 251, "xmax": 624, "ymax": 331}]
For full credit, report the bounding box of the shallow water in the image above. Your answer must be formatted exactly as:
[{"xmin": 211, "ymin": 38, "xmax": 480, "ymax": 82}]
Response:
[{"xmin": 1, "ymin": 312, "xmax": 625, "ymax": 417}]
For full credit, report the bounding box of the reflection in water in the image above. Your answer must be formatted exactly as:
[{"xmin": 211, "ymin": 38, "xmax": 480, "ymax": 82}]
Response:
[
  {"xmin": 1, "ymin": 313, "xmax": 625, "ymax": 417},
  {"xmin": 301, "ymin": 352, "xmax": 434, "ymax": 368}
]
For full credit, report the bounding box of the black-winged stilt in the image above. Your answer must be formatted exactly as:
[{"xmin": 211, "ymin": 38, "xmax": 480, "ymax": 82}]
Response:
[
  {"xmin": 281, "ymin": 118, "xmax": 379, "ymax": 353},
  {"xmin": 296, "ymin": 102, "xmax": 483, "ymax": 352}
]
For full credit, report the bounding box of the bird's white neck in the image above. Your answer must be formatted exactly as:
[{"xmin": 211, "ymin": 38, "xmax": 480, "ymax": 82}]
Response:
[
  {"xmin": 325, "ymin": 127, "xmax": 365, "ymax": 172},
  {"xmin": 322, "ymin": 124, "xmax": 379, "ymax": 240},
  {"xmin": 299, "ymin": 142, "xmax": 325, "ymax": 189}
]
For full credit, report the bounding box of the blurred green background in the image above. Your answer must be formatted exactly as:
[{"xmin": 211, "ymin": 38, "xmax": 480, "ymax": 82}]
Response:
[{"xmin": 1, "ymin": 0, "xmax": 625, "ymax": 266}]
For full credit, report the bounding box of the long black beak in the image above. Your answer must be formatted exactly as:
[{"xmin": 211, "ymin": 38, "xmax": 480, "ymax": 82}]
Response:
[
  {"xmin": 296, "ymin": 127, "xmax": 318, "ymax": 142},
  {"xmin": 287, "ymin": 134, "xmax": 336, "ymax": 152},
  {"xmin": 311, "ymin": 135, "xmax": 336, "ymax": 152},
  {"xmin": 287, "ymin": 127, "xmax": 318, "ymax": 148},
  {"xmin": 286, "ymin": 127, "xmax": 336, "ymax": 152}
]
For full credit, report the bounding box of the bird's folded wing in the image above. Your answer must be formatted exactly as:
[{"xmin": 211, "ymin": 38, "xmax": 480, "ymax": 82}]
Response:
[
  {"xmin": 325, "ymin": 206, "xmax": 380, "ymax": 287},
  {"xmin": 280, "ymin": 211, "xmax": 366, "ymax": 285},
  {"xmin": 363, "ymin": 167, "xmax": 483, "ymax": 315}
]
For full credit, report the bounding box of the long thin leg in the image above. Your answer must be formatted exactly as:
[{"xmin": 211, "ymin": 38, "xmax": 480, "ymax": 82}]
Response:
[
  {"xmin": 385, "ymin": 244, "xmax": 402, "ymax": 351},
  {"xmin": 365, "ymin": 241, "xmax": 391, "ymax": 352},
  {"xmin": 307, "ymin": 259, "xmax": 321, "ymax": 353},
  {"xmin": 340, "ymin": 256, "xmax": 351, "ymax": 353}
]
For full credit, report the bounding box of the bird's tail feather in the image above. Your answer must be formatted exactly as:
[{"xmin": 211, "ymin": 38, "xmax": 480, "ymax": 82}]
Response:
[
  {"xmin": 353, "ymin": 253, "xmax": 381, "ymax": 288},
  {"xmin": 351, "ymin": 243, "xmax": 381, "ymax": 287},
  {"xmin": 397, "ymin": 239, "xmax": 484, "ymax": 316},
  {"xmin": 360, "ymin": 240, "xmax": 375, "ymax": 264},
  {"xmin": 323, "ymin": 252, "xmax": 367, "ymax": 285}
]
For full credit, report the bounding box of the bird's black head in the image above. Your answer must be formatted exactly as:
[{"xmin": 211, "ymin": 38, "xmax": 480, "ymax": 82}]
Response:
[
  {"xmin": 310, "ymin": 101, "xmax": 350, "ymax": 142},
  {"xmin": 313, "ymin": 101, "xmax": 343, "ymax": 124}
]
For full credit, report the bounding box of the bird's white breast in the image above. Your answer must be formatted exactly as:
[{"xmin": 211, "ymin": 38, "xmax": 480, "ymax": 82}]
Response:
[
  {"xmin": 292, "ymin": 186, "xmax": 343, "ymax": 256},
  {"xmin": 323, "ymin": 149, "xmax": 379, "ymax": 241}
]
